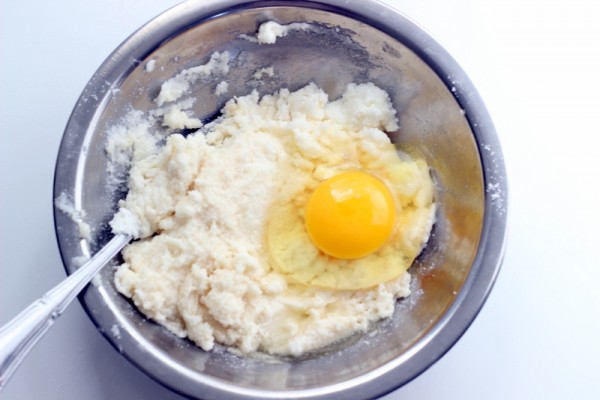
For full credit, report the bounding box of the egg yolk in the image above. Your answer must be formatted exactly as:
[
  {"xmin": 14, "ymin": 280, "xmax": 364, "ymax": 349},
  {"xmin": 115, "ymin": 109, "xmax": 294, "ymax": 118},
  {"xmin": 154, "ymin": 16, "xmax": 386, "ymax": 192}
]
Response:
[{"xmin": 304, "ymin": 171, "xmax": 396, "ymax": 259}]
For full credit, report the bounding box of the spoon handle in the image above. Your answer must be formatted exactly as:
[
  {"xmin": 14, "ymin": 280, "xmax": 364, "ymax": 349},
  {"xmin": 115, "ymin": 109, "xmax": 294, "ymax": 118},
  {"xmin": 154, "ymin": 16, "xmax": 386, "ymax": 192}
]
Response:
[{"xmin": 0, "ymin": 233, "xmax": 131, "ymax": 390}]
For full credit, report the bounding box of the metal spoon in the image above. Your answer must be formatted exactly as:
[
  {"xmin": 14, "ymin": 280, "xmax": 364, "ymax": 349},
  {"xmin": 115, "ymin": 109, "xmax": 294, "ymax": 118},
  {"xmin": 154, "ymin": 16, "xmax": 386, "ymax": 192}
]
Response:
[{"xmin": 0, "ymin": 233, "xmax": 131, "ymax": 390}]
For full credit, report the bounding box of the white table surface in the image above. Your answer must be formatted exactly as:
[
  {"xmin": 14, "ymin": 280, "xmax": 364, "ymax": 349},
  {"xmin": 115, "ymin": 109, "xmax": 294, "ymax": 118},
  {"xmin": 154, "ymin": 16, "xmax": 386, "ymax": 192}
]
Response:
[{"xmin": 1, "ymin": 1, "xmax": 599, "ymax": 399}]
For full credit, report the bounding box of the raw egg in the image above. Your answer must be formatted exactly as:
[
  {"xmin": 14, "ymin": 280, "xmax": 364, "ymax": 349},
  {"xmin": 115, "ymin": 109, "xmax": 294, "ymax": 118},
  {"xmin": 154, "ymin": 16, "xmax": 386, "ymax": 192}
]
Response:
[
  {"xmin": 267, "ymin": 161, "xmax": 435, "ymax": 290},
  {"xmin": 304, "ymin": 171, "xmax": 395, "ymax": 259}
]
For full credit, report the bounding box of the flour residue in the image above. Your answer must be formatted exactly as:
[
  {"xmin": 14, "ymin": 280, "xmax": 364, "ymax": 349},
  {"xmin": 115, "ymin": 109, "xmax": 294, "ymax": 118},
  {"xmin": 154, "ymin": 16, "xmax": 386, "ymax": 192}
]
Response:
[{"xmin": 54, "ymin": 192, "xmax": 92, "ymax": 241}]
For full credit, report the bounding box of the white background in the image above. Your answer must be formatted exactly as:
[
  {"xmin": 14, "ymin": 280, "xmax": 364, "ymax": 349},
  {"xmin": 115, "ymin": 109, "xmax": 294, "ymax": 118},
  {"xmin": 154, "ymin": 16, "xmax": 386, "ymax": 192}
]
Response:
[{"xmin": 1, "ymin": 0, "xmax": 599, "ymax": 399}]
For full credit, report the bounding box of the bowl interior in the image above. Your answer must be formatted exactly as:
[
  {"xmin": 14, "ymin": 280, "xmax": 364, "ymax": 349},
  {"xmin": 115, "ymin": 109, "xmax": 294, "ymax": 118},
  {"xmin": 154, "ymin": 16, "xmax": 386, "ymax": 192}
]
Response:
[{"xmin": 54, "ymin": 2, "xmax": 489, "ymax": 398}]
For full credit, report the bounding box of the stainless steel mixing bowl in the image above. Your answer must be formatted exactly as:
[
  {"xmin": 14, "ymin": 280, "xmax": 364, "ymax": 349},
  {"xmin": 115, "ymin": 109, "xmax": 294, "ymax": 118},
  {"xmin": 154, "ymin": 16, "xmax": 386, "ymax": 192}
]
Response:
[{"xmin": 53, "ymin": 0, "xmax": 508, "ymax": 398}]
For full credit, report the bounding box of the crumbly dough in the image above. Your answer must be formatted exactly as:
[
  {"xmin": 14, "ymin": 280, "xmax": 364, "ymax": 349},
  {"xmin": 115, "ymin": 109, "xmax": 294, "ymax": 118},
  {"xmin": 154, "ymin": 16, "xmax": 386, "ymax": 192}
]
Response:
[
  {"xmin": 155, "ymin": 51, "xmax": 230, "ymax": 106},
  {"xmin": 257, "ymin": 21, "xmax": 310, "ymax": 44},
  {"xmin": 145, "ymin": 59, "xmax": 156, "ymax": 73},
  {"xmin": 162, "ymin": 108, "xmax": 202, "ymax": 130},
  {"xmin": 253, "ymin": 66, "xmax": 274, "ymax": 79},
  {"xmin": 110, "ymin": 83, "xmax": 433, "ymax": 356},
  {"xmin": 240, "ymin": 21, "xmax": 311, "ymax": 44},
  {"xmin": 215, "ymin": 81, "xmax": 228, "ymax": 96}
]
